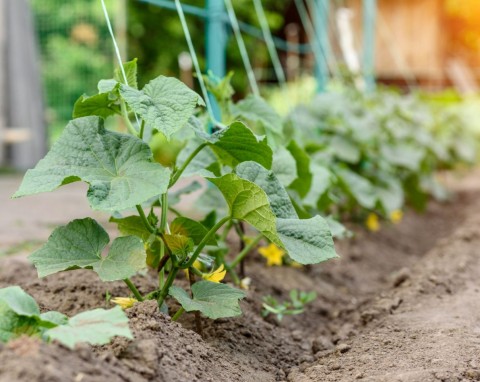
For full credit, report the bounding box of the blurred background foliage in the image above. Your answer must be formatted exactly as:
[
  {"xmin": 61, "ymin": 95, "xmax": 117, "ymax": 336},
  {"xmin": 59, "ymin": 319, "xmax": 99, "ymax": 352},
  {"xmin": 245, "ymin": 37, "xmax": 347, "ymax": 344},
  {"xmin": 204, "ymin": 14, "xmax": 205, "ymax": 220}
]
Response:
[
  {"xmin": 31, "ymin": 0, "xmax": 289, "ymax": 141},
  {"xmin": 30, "ymin": 0, "xmax": 480, "ymax": 142}
]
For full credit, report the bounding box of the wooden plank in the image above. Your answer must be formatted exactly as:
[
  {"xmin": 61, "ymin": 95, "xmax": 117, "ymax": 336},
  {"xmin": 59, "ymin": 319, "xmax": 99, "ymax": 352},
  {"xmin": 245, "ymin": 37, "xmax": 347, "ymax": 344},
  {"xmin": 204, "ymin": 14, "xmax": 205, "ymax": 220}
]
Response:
[
  {"xmin": 0, "ymin": 128, "xmax": 31, "ymax": 143},
  {"xmin": 345, "ymin": 0, "xmax": 445, "ymax": 81},
  {"xmin": 0, "ymin": 0, "xmax": 6, "ymax": 165}
]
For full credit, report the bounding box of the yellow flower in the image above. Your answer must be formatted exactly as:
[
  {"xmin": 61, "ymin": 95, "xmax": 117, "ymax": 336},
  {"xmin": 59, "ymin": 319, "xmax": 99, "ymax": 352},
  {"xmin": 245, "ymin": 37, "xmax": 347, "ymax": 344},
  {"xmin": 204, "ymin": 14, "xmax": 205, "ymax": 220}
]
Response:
[
  {"xmin": 366, "ymin": 213, "xmax": 380, "ymax": 232},
  {"xmin": 193, "ymin": 260, "xmax": 203, "ymax": 270},
  {"xmin": 389, "ymin": 209, "xmax": 403, "ymax": 224},
  {"xmin": 258, "ymin": 243, "xmax": 285, "ymax": 266},
  {"xmin": 111, "ymin": 297, "xmax": 137, "ymax": 309},
  {"xmin": 202, "ymin": 264, "xmax": 227, "ymax": 283},
  {"xmin": 239, "ymin": 277, "xmax": 252, "ymax": 290}
]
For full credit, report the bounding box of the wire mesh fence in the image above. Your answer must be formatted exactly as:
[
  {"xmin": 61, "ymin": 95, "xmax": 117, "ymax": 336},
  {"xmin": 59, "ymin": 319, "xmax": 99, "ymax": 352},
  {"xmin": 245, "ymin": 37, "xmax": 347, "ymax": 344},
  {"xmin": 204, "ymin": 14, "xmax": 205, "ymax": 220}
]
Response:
[{"xmin": 30, "ymin": 0, "xmax": 116, "ymax": 142}]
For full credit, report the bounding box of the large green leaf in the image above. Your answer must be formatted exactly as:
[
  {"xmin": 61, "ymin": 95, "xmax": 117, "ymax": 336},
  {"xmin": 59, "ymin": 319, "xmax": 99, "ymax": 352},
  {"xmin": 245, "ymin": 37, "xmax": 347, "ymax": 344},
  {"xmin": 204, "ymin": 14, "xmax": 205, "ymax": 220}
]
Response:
[
  {"xmin": 13, "ymin": 116, "xmax": 171, "ymax": 212},
  {"xmin": 381, "ymin": 143, "xmax": 425, "ymax": 171},
  {"xmin": 120, "ymin": 76, "xmax": 204, "ymax": 139},
  {"xmin": 110, "ymin": 216, "xmax": 151, "ymax": 242},
  {"xmin": 0, "ymin": 286, "xmax": 40, "ymax": 317},
  {"xmin": 29, "ymin": 218, "xmax": 146, "ymax": 282},
  {"xmin": 169, "ymin": 281, "xmax": 245, "ymax": 319},
  {"xmin": 171, "ymin": 217, "xmax": 216, "ymax": 245},
  {"xmin": 163, "ymin": 234, "xmax": 194, "ymax": 259},
  {"xmin": 330, "ymin": 136, "xmax": 361, "ymax": 164},
  {"xmin": 46, "ymin": 306, "xmax": 132, "ymax": 349},
  {"xmin": 276, "ymin": 216, "xmax": 337, "ymax": 264},
  {"xmin": 376, "ymin": 177, "xmax": 404, "ymax": 214},
  {"xmin": 0, "ymin": 302, "xmax": 38, "ymax": 343},
  {"xmin": 0, "ymin": 287, "xmax": 43, "ymax": 343},
  {"xmin": 235, "ymin": 161, "xmax": 297, "ymax": 219},
  {"xmin": 208, "ymin": 174, "xmax": 282, "ymax": 247},
  {"xmin": 230, "ymin": 95, "xmax": 283, "ymax": 136},
  {"xmin": 336, "ymin": 168, "xmax": 377, "ymax": 209},
  {"xmin": 287, "ymin": 141, "xmax": 312, "ymax": 198},
  {"xmin": 272, "ymin": 147, "xmax": 297, "ymax": 186},
  {"xmin": 73, "ymin": 92, "xmax": 119, "ymax": 119},
  {"xmin": 199, "ymin": 122, "xmax": 273, "ymax": 169},
  {"xmin": 303, "ymin": 164, "xmax": 332, "ymax": 207}
]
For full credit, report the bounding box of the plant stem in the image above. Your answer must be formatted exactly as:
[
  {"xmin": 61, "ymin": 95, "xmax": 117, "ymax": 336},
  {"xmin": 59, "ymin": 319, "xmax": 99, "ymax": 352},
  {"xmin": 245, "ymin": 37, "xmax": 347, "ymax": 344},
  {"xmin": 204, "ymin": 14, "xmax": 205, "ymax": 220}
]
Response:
[
  {"xmin": 168, "ymin": 206, "xmax": 182, "ymax": 217},
  {"xmin": 229, "ymin": 267, "xmax": 241, "ymax": 285},
  {"xmin": 157, "ymin": 252, "xmax": 170, "ymax": 272},
  {"xmin": 188, "ymin": 269, "xmax": 203, "ymax": 336},
  {"xmin": 139, "ymin": 120, "xmax": 145, "ymax": 139},
  {"xmin": 228, "ymin": 234, "xmax": 263, "ymax": 269},
  {"xmin": 136, "ymin": 205, "xmax": 155, "ymax": 233},
  {"xmin": 169, "ymin": 142, "xmax": 207, "ymax": 187},
  {"xmin": 171, "ymin": 307, "xmax": 185, "ymax": 321},
  {"xmin": 123, "ymin": 278, "xmax": 144, "ymax": 301},
  {"xmin": 189, "ymin": 266, "xmax": 203, "ymax": 277},
  {"xmin": 238, "ymin": 222, "xmax": 246, "ymax": 277},
  {"xmin": 158, "ymin": 241, "xmax": 166, "ymax": 289},
  {"xmin": 120, "ymin": 99, "xmax": 138, "ymax": 136},
  {"xmin": 157, "ymin": 266, "xmax": 179, "ymax": 307},
  {"xmin": 159, "ymin": 193, "xmax": 168, "ymax": 233},
  {"xmin": 181, "ymin": 216, "xmax": 230, "ymax": 269}
]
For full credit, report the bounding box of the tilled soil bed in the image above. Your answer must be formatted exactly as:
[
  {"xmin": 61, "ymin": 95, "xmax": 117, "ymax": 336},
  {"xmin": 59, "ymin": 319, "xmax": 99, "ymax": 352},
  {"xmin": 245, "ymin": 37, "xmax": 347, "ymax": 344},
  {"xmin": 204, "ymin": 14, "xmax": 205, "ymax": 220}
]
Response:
[{"xmin": 0, "ymin": 172, "xmax": 479, "ymax": 382}]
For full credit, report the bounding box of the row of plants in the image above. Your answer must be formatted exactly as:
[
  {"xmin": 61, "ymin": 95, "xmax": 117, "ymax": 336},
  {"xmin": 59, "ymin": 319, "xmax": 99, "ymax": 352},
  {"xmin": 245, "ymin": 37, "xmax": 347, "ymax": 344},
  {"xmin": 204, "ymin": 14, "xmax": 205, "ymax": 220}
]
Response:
[
  {"xmin": 2, "ymin": 60, "xmax": 336, "ymax": 347},
  {"xmin": 2, "ymin": 59, "xmax": 476, "ymax": 348}
]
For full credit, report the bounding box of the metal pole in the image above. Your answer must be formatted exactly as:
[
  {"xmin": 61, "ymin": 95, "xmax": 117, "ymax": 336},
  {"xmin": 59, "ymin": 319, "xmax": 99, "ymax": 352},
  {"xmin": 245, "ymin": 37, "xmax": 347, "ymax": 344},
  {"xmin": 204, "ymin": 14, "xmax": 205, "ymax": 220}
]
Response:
[
  {"xmin": 362, "ymin": 0, "xmax": 377, "ymax": 91},
  {"xmin": 205, "ymin": 0, "xmax": 226, "ymax": 124},
  {"xmin": 312, "ymin": 0, "xmax": 329, "ymax": 93}
]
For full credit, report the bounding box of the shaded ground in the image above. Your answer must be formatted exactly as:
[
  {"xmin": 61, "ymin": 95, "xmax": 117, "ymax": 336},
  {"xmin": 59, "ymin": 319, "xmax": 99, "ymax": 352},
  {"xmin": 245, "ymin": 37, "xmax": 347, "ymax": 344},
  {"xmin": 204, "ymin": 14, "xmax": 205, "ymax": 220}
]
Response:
[{"xmin": 0, "ymin": 172, "xmax": 479, "ymax": 381}]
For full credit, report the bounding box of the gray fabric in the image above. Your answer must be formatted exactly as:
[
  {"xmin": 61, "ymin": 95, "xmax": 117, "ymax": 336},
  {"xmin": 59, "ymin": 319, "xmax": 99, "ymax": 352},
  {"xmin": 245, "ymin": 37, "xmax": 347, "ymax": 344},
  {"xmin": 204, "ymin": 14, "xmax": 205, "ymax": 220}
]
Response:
[{"xmin": 4, "ymin": 0, "xmax": 46, "ymax": 169}]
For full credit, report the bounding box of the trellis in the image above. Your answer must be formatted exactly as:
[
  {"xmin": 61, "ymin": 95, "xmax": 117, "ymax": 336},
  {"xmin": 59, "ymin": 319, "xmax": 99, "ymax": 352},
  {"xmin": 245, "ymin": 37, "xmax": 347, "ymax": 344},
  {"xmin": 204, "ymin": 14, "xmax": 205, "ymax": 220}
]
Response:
[{"xmin": 139, "ymin": 0, "xmax": 378, "ymax": 121}]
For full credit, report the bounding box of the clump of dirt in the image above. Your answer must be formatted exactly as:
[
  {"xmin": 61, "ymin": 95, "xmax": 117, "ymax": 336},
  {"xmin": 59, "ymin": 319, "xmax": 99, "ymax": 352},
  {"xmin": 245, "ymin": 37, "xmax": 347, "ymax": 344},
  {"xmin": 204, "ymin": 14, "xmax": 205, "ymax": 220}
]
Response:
[
  {"xmin": 288, "ymin": 203, "xmax": 480, "ymax": 382},
  {"xmin": 0, "ymin": 173, "xmax": 479, "ymax": 382},
  {"xmin": 0, "ymin": 337, "xmax": 129, "ymax": 382},
  {"xmin": 103, "ymin": 300, "xmax": 274, "ymax": 382}
]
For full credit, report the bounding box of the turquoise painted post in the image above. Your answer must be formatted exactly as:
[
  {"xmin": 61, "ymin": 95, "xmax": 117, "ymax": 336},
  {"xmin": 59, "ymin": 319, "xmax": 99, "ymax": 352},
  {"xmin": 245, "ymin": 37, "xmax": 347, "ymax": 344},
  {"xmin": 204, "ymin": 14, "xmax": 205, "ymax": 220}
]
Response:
[
  {"xmin": 206, "ymin": 0, "xmax": 226, "ymax": 124},
  {"xmin": 312, "ymin": 0, "xmax": 330, "ymax": 93},
  {"xmin": 362, "ymin": 0, "xmax": 377, "ymax": 91}
]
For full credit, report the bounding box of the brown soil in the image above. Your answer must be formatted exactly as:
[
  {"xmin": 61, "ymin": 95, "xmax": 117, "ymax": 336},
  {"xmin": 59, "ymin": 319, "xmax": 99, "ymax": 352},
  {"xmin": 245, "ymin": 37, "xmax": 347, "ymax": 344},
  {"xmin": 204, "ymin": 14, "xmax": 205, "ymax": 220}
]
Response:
[{"xmin": 0, "ymin": 172, "xmax": 479, "ymax": 381}]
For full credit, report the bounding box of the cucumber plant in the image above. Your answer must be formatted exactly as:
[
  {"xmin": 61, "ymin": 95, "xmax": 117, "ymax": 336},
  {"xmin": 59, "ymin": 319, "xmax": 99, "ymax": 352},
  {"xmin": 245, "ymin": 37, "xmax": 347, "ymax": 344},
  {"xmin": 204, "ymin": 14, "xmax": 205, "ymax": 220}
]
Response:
[
  {"xmin": 13, "ymin": 60, "xmax": 337, "ymax": 326},
  {"xmin": 0, "ymin": 286, "xmax": 131, "ymax": 349}
]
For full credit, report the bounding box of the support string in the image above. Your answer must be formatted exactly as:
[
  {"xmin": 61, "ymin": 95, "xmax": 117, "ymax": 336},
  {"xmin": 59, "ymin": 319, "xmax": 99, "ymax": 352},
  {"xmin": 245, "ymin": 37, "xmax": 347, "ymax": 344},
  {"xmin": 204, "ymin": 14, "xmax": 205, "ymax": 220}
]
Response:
[
  {"xmin": 252, "ymin": 0, "xmax": 286, "ymax": 86},
  {"xmin": 100, "ymin": 0, "xmax": 141, "ymax": 129},
  {"xmin": 224, "ymin": 0, "xmax": 261, "ymax": 97},
  {"xmin": 174, "ymin": 0, "xmax": 221, "ymax": 127}
]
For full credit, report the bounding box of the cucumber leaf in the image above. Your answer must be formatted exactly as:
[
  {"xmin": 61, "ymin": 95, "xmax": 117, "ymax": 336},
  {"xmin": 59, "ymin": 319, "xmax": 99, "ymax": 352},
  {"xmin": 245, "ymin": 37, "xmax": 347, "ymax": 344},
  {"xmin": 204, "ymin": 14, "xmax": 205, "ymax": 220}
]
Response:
[
  {"xmin": 73, "ymin": 92, "xmax": 119, "ymax": 119},
  {"xmin": 0, "ymin": 286, "xmax": 40, "ymax": 317},
  {"xmin": 200, "ymin": 122, "xmax": 273, "ymax": 169},
  {"xmin": 171, "ymin": 217, "xmax": 216, "ymax": 245},
  {"xmin": 235, "ymin": 161, "xmax": 297, "ymax": 219},
  {"xmin": 46, "ymin": 306, "xmax": 132, "ymax": 349},
  {"xmin": 208, "ymin": 174, "xmax": 282, "ymax": 247},
  {"xmin": 110, "ymin": 216, "xmax": 152, "ymax": 242},
  {"xmin": 120, "ymin": 76, "xmax": 204, "ymax": 139},
  {"xmin": 29, "ymin": 218, "xmax": 146, "ymax": 282},
  {"xmin": 276, "ymin": 216, "xmax": 338, "ymax": 264},
  {"xmin": 169, "ymin": 281, "xmax": 245, "ymax": 319},
  {"xmin": 114, "ymin": 58, "xmax": 138, "ymax": 89},
  {"xmin": 231, "ymin": 95, "xmax": 283, "ymax": 136},
  {"xmin": 13, "ymin": 116, "xmax": 171, "ymax": 212},
  {"xmin": 287, "ymin": 141, "xmax": 312, "ymax": 198},
  {"xmin": 272, "ymin": 147, "xmax": 298, "ymax": 186}
]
